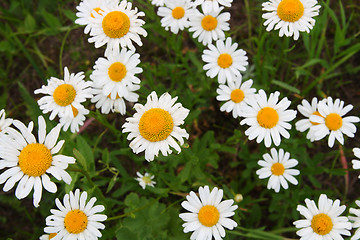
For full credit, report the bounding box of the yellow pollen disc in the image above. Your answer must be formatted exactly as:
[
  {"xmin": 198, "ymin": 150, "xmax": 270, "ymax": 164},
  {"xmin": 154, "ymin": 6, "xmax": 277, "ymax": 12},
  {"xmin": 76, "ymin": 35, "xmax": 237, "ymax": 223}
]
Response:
[
  {"xmin": 325, "ymin": 113, "xmax": 343, "ymax": 131},
  {"xmin": 230, "ymin": 89, "xmax": 245, "ymax": 103},
  {"xmin": 271, "ymin": 162, "xmax": 285, "ymax": 176},
  {"xmin": 142, "ymin": 176, "xmax": 152, "ymax": 184},
  {"xmin": 108, "ymin": 62, "xmax": 127, "ymax": 82},
  {"xmin": 311, "ymin": 213, "xmax": 333, "ymax": 235},
  {"xmin": 277, "ymin": 0, "xmax": 304, "ymax": 22},
  {"xmin": 49, "ymin": 233, "xmax": 57, "ymax": 239},
  {"xmin": 198, "ymin": 205, "xmax": 220, "ymax": 227},
  {"xmin": 310, "ymin": 111, "xmax": 323, "ymax": 125},
  {"xmin": 90, "ymin": 7, "xmax": 102, "ymax": 18},
  {"xmin": 217, "ymin": 53, "xmax": 233, "ymax": 69},
  {"xmin": 53, "ymin": 84, "xmax": 76, "ymax": 107},
  {"xmin": 172, "ymin": 6, "xmax": 185, "ymax": 19},
  {"xmin": 257, "ymin": 107, "xmax": 279, "ymax": 129},
  {"xmin": 71, "ymin": 105, "xmax": 79, "ymax": 117},
  {"xmin": 102, "ymin": 11, "xmax": 130, "ymax": 38},
  {"xmin": 201, "ymin": 15, "xmax": 218, "ymax": 31},
  {"xmin": 139, "ymin": 108, "xmax": 174, "ymax": 142},
  {"xmin": 18, "ymin": 143, "xmax": 52, "ymax": 177},
  {"xmin": 64, "ymin": 210, "xmax": 88, "ymax": 234}
]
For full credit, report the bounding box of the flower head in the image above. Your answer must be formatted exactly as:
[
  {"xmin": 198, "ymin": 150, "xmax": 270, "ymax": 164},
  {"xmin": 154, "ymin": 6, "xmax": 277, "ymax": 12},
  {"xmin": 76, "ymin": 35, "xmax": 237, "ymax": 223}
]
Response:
[
  {"xmin": 293, "ymin": 194, "xmax": 352, "ymax": 240},
  {"xmin": 309, "ymin": 97, "xmax": 360, "ymax": 148},
  {"xmin": 59, "ymin": 105, "xmax": 90, "ymax": 133},
  {"xmin": 256, "ymin": 148, "xmax": 299, "ymax": 192},
  {"xmin": 0, "ymin": 116, "xmax": 75, "ymax": 207},
  {"xmin": 240, "ymin": 90, "xmax": 297, "ymax": 147},
  {"xmin": 122, "ymin": 91, "xmax": 189, "ymax": 161},
  {"xmin": 44, "ymin": 189, "xmax": 107, "ymax": 240},
  {"xmin": 262, "ymin": 0, "xmax": 321, "ymax": 40},
  {"xmin": 179, "ymin": 185, "xmax": 238, "ymax": 240},
  {"xmin": 202, "ymin": 37, "xmax": 248, "ymax": 84},
  {"xmin": 135, "ymin": 171, "xmax": 156, "ymax": 189}
]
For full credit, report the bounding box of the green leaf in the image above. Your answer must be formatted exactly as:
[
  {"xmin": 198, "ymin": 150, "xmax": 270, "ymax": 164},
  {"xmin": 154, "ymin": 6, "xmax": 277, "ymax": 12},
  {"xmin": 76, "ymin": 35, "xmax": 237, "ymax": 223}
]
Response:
[
  {"xmin": 76, "ymin": 136, "xmax": 95, "ymax": 173},
  {"xmin": 73, "ymin": 148, "xmax": 87, "ymax": 171},
  {"xmin": 23, "ymin": 13, "xmax": 36, "ymax": 32},
  {"xmin": 271, "ymin": 80, "xmax": 300, "ymax": 94}
]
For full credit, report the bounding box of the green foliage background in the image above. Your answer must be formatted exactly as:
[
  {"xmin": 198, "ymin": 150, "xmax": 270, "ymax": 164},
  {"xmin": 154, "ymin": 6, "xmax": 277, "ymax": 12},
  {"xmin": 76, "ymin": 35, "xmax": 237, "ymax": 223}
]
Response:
[{"xmin": 0, "ymin": 0, "xmax": 360, "ymax": 239}]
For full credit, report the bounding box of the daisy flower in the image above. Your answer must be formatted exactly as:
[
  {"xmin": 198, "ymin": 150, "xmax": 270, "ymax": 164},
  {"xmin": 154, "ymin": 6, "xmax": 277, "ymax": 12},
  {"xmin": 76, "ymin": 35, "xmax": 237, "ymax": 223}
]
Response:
[
  {"xmin": 216, "ymin": 77, "xmax": 256, "ymax": 118},
  {"xmin": 293, "ymin": 194, "xmax": 352, "ymax": 240},
  {"xmin": 179, "ymin": 185, "xmax": 238, "ymax": 240},
  {"xmin": 352, "ymin": 148, "xmax": 360, "ymax": 179},
  {"xmin": 122, "ymin": 91, "xmax": 190, "ymax": 162},
  {"xmin": 240, "ymin": 90, "xmax": 297, "ymax": 147},
  {"xmin": 0, "ymin": 116, "xmax": 75, "ymax": 207},
  {"xmin": 40, "ymin": 233, "xmax": 57, "ymax": 240},
  {"xmin": 256, "ymin": 148, "xmax": 299, "ymax": 192},
  {"xmin": 349, "ymin": 200, "xmax": 360, "ymax": 240},
  {"xmin": 59, "ymin": 105, "xmax": 90, "ymax": 133},
  {"xmin": 135, "ymin": 171, "xmax": 156, "ymax": 189},
  {"xmin": 0, "ymin": 109, "xmax": 13, "ymax": 133},
  {"xmin": 151, "ymin": 0, "xmax": 165, "ymax": 7},
  {"xmin": 295, "ymin": 97, "xmax": 325, "ymax": 142},
  {"xmin": 88, "ymin": 0, "xmax": 147, "ymax": 56},
  {"xmin": 75, "ymin": 0, "xmax": 118, "ymax": 34},
  {"xmin": 157, "ymin": 0, "xmax": 194, "ymax": 34},
  {"xmin": 34, "ymin": 67, "xmax": 93, "ymax": 121},
  {"xmin": 262, "ymin": 0, "xmax": 321, "ymax": 40},
  {"xmin": 44, "ymin": 189, "xmax": 107, "ymax": 239},
  {"xmin": 202, "ymin": 37, "xmax": 248, "ymax": 84},
  {"xmin": 309, "ymin": 97, "xmax": 360, "ymax": 148},
  {"xmin": 193, "ymin": 0, "xmax": 233, "ymax": 12},
  {"xmin": 188, "ymin": 6, "xmax": 230, "ymax": 46},
  {"xmin": 91, "ymin": 85, "xmax": 138, "ymax": 114},
  {"xmin": 90, "ymin": 48, "xmax": 142, "ymax": 100}
]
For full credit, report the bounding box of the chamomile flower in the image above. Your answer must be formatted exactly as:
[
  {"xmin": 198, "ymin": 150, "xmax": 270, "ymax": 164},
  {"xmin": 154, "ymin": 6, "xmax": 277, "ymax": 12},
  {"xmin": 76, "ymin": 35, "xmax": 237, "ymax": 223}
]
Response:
[
  {"xmin": 293, "ymin": 194, "xmax": 352, "ymax": 240},
  {"xmin": 349, "ymin": 200, "xmax": 360, "ymax": 240},
  {"xmin": 39, "ymin": 233, "xmax": 57, "ymax": 240},
  {"xmin": 240, "ymin": 90, "xmax": 297, "ymax": 147},
  {"xmin": 309, "ymin": 97, "xmax": 360, "ymax": 148},
  {"xmin": 352, "ymin": 148, "xmax": 360, "ymax": 179},
  {"xmin": 0, "ymin": 109, "xmax": 13, "ymax": 133},
  {"xmin": 90, "ymin": 48, "xmax": 142, "ymax": 100},
  {"xmin": 59, "ymin": 105, "xmax": 89, "ymax": 133},
  {"xmin": 75, "ymin": 0, "xmax": 118, "ymax": 34},
  {"xmin": 262, "ymin": 0, "xmax": 321, "ymax": 40},
  {"xmin": 151, "ymin": 0, "xmax": 165, "ymax": 7},
  {"xmin": 88, "ymin": 0, "xmax": 147, "ymax": 56},
  {"xmin": 188, "ymin": 6, "xmax": 230, "ymax": 46},
  {"xmin": 44, "ymin": 189, "xmax": 107, "ymax": 240},
  {"xmin": 157, "ymin": 0, "xmax": 194, "ymax": 34},
  {"xmin": 91, "ymin": 86, "xmax": 138, "ymax": 114},
  {"xmin": 256, "ymin": 148, "xmax": 299, "ymax": 192},
  {"xmin": 0, "ymin": 116, "xmax": 75, "ymax": 207},
  {"xmin": 135, "ymin": 171, "xmax": 156, "ymax": 189},
  {"xmin": 179, "ymin": 185, "xmax": 238, "ymax": 240},
  {"xmin": 34, "ymin": 67, "xmax": 93, "ymax": 121},
  {"xmin": 122, "ymin": 91, "xmax": 190, "ymax": 162},
  {"xmin": 193, "ymin": 0, "xmax": 233, "ymax": 12},
  {"xmin": 295, "ymin": 97, "xmax": 325, "ymax": 141},
  {"xmin": 216, "ymin": 78, "xmax": 256, "ymax": 118},
  {"xmin": 202, "ymin": 37, "xmax": 248, "ymax": 84}
]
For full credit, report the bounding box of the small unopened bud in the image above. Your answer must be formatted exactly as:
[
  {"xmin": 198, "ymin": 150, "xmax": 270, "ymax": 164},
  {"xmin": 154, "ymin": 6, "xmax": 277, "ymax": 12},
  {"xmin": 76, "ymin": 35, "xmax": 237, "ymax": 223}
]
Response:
[{"xmin": 234, "ymin": 194, "xmax": 243, "ymax": 203}]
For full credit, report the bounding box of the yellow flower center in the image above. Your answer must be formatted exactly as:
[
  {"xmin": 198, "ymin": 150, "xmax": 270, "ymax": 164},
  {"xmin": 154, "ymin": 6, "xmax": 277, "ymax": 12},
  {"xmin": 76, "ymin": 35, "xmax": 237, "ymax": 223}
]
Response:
[
  {"xmin": 49, "ymin": 233, "xmax": 57, "ymax": 239},
  {"xmin": 108, "ymin": 62, "xmax": 127, "ymax": 82},
  {"xmin": 198, "ymin": 205, "xmax": 220, "ymax": 227},
  {"xmin": 201, "ymin": 15, "xmax": 218, "ymax": 31},
  {"xmin": 217, "ymin": 53, "xmax": 233, "ymax": 68},
  {"xmin": 139, "ymin": 108, "xmax": 174, "ymax": 142},
  {"xmin": 311, "ymin": 213, "xmax": 333, "ymax": 235},
  {"xmin": 142, "ymin": 176, "xmax": 152, "ymax": 184},
  {"xmin": 277, "ymin": 0, "xmax": 304, "ymax": 22},
  {"xmin": 90, "ymin": 7, "xmax": 102, "ymax": 18},
  {"xmin": 18, "ymin": 143, "xmax": 52, "ymax": 177},
  {"xmin": 102, "ymin": 11, "xmax": 130, "ymax": 38},
  {"xmin": 172, "ymin": 6, "xmax": 185, "ymax": 19},
  {"xmin": 71, "ymin": 105, "xmax": 79, "ymax": 117},
  {"xmin": 230, "ymin": 89, "xmax": 245, "ymax": 103},
  {"xmin": 64, "ymin": 210, "xmax": 88, "ymax": 234},
  {"xmin": 271, "ymin": 162, "xmax": 285, "ymax": 176},
  {"xmin": 53, "ymin": 84, "xmax": 76, "ymax": 107},
  {"xmin": 257, "ymin": 107, "xmax": 279, "ymax": 129},
  {"xmin": 310, "ymin": 111, "xmax": 323, "ymax": 125},
  {"xmin": 325, "ymin": 113, "xmax": 342, "ymax": 131}
]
